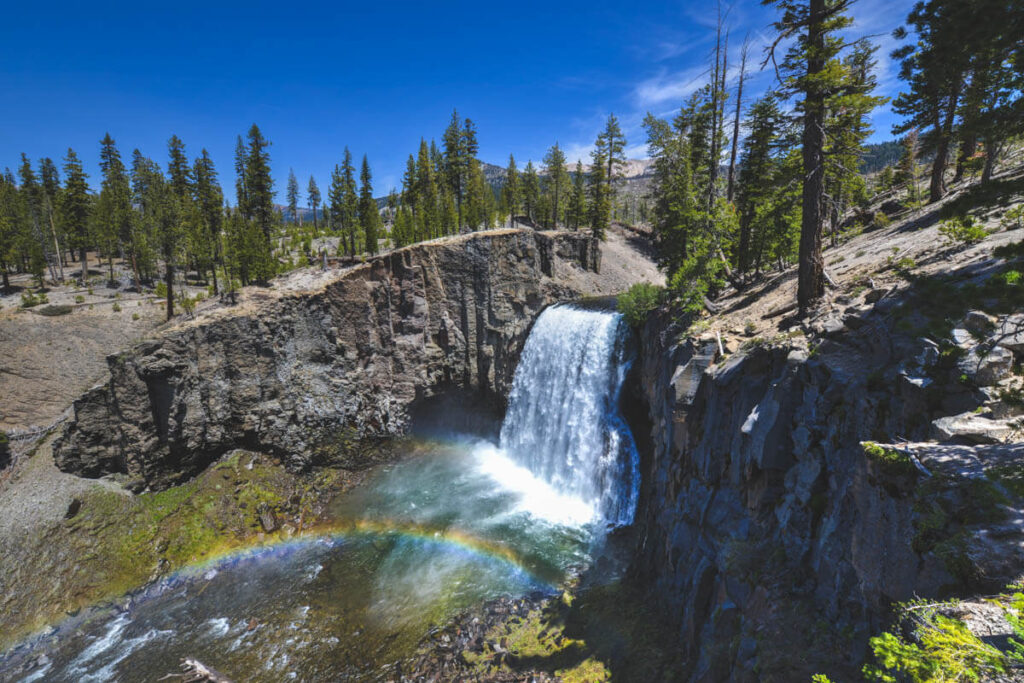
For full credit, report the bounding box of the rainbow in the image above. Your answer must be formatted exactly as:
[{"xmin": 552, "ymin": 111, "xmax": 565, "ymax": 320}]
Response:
[{"xmin": 158, "ymin": 516, "xmax": 561, "ymax": 589}]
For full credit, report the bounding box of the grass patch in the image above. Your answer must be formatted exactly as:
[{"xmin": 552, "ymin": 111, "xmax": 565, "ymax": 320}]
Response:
[
  {"xmin": 862, "ymin": 441, "xmax": 918, "ymax": 477},
  {"xmin": 36, "ymin": 304, "xmax": 73, "ymax": 316},
  {"xmin": 461, "ymin": 583, "xmax": 685, "ymax": 682},
  {"xmin": 0, "ymin": 451, "xmax": 349, "ymax": 651}
]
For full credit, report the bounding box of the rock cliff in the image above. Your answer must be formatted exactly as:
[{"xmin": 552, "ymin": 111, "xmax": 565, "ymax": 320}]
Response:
[
  {"xmin": 631, "ymin": 300, "xmax": 1024, "ymax": 681},
  {"xmin": 53, "ymin": 229, "xmax": 601, "ymax": 490}
]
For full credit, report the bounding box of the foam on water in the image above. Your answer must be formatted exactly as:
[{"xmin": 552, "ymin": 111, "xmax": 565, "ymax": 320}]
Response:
[{"xmin": 498, "ymin": 305, "xmax": 640, "ymax": 526}]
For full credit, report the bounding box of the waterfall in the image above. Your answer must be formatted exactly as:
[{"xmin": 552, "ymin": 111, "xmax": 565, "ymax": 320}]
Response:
[{"xmin": 498, "ymin": 305, "xmax": 640, "ymax": 526}]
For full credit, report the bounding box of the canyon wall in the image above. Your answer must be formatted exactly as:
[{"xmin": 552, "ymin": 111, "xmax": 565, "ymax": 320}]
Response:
[
  {"xmin": 631, "ymin": 303, "xmax": 1024, "ymax": 681},
  {"xmin": 54, "ymin": 229, "xmax": 600, "ymax": 490}
]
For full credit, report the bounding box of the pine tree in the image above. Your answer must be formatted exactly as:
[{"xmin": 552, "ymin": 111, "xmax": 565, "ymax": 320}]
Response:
[
  {"xmin": 568, "ymin": 161, "xmax": 587, "ymax": 230},
  {"xmin": 38, "ymin": 156, "xmax": 64, "ymax": 280},
  {"xmin": 522, "ymin": 161, "xmax": 540, "ymax": 226},
  {"xmin": 595, "ymin": 114, "xmax": 627, "ymax": 192},
  {"xmin": 61, "ymin": 149, "xmax": 91, "ymax": 282},
  {"xmin": 543, "ymin": 143, "xmax": 569, "ymax": 228},
  {"xmin": 338, "ymin": 148, "xmax": 359, "ymax": 256},
  {"xmin": 358, "ymin": 155, "xmax": 378, "ymax": 255},
  {"xmin": 192, "ymin": 149, "xmax": 224, "ymax": 293},
  {"xmin": 727, "ymin": 37, "xmax": 752, "ymax": 202},
  {"xmin": 891, "ymin": 0, "xmax": 974, "ymax": 202},
  {"xmin": 463, "ymin": 159, "xmax": 492, "ymax": 231},
  {"xmin": 894, "ymin": 129, "xmax": 920, "ymax": 203},
  {"xmin": 286, "ymin": 169, "xmax": 301, "ymax": 224},
  {"xmin": 763, "ymin": 0, "xmax": 857, "ymax": 315},
  {"xmin": 736, "ymin": 94, "xmax": 798, "ymax": 273},
  {"xmin": 238, "ymin": 125, "xmax": 275, "ymax": 283},
  {"xmin": 0, "ymin": 173, "xmax": 17, "ymax": 291},
  {"xmin": 97, "ymin": 133, "xmax": 132, "ymax": 285},
  {"xmin": 17, "ymin": 155, "xmax": 48, "ymax": 285},
  {"xmin": 442, "ymin": 111, "xmax": 479, "ymax": 228},
  {"xmin": 824, "ymin": 40, "xmax": 886, "ymax": 245},
  {"xmin": 307, "ymin": 176, "xmax": 321, "ymax": 236},
  {"xmin": 234, "ymin": 136, "xmax": 249, "ymax": 216},
  {"xmin": 167, "ymin": 135, "xmax": 192, "ymax": 200},
  {"xmin": 501, "ymin": 155, "xmax": 521, "ymax": 228},
  {"xmin": 416, "ymin": 140, "xmax": 441, "ymax": 238},
  {"xmin": 588, "ymin": 151, "xmax": 611, "ymax": 241}
]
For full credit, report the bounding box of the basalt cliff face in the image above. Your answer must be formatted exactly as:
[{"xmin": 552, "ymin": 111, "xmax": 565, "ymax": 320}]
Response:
[
  {"xmin": 54, "ymin": 229, "xmax": 600, "ymax": 490},
  {"xmin": 631, "ymin": 302, "xmax": 1024, "ymax": 681}
]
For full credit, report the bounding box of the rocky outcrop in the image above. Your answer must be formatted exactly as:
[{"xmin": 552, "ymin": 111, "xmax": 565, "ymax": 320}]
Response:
[
  {"xmin": 630, "ymin": 304, "xmax": 1024, "ymax": 681},
  {"xmin": 54, "ymin": 229, "xmax": 601, "ymax": 489}
]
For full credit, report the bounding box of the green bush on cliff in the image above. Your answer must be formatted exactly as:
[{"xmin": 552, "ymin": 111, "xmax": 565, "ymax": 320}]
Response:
[
  {"xmin": 938, "ymin": 216, "xmax": 987, "ymax": 247},
  {"xmin": 863, "ymin": 611, "xmax": 1007, "ymax": 682},
  {"xmin": 617, "ymin": 282, "xmax": 662, "ymax": 328}
]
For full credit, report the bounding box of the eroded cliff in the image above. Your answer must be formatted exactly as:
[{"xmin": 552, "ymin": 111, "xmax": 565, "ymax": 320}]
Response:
[
  {"xmin": 631, "ymin": 298, "xmax": 1024, "ymax": 681},
  {"xmin": 53, "ymin": 229, "xmax": 603, "ymax": 490}
]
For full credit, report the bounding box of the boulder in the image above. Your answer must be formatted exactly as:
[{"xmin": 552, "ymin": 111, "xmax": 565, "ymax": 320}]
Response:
[
  {"xmin": 995, "ymin": 314, "xmax": 1024, "ymax": 356},
  {"xmin": 958, "ymin": 345, "xmax": 1014, "ymax": 386},
  {"xmin": 932, "ymin": 412, "xmax": 1015, "ymax": 444},
  {"xmin": 962, "ymin": 310, "xmax": 996, "ymax": 337}
]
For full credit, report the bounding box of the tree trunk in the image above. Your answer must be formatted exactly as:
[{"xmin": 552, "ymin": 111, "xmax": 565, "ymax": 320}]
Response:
[
  {"xmin": 48, "ymin": 209, "xmax": 64, "ymax": 282},
  {"xmin": 982, "ymin": 139, "xmax": 999, "ymax": 184},
  {"xmin": 80, "ymin": 248, "xmax": 88, "ymax": 283},
  {"xmin": 211, "ymin": 262, "xmax": 218, "ymax": 295},
  {"xmin": 953, "ymin": 134, "xmax": 975, "ymax": 183},
  {"xmin": 797, "ymin": 0, "xmax": 828, "ymax": 317},
  {"xmin": 928, "ymin": 85, "xmax": 960, "ymax": 203},
  {"xmin": 1, "ymin": 265, "xmax": 9, "ymax": 292},
  {"xmin": 165, "ymin": 262, "xmax": 174, "ymax": 321},
  {"xmin": 737, "ymin": 217, "xmax": 752, "ymax": 274},
  {"xmin": 107, "ymin": 250, "xmax": 115, "ymax": 286},
  {"xmin": 727, "ymin": 41, "xmax": 749, "ymax": 204}
]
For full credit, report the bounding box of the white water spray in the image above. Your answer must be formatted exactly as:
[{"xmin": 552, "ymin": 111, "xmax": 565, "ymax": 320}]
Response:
[{"xmin": 496, "ymin": 305, "xmax": 640, "ymax": 526}]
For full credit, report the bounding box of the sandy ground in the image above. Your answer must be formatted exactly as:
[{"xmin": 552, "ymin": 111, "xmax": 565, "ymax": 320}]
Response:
[
  {"xmin": 699, "ymin": 164, "xmax": 1024, "ymax": 343},
  {"xmin": 0, "ymin": 436, "xmax": 127, "ymax": 542},
  {"xmin": 0, "ymin": 281, "xmax": 165, "ymax": 431}
]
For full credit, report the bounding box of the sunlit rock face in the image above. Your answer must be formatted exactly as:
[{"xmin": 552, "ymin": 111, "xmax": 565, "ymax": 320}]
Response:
[
  {"xmin": 630, "ymin": 308, "xmax": 1024, "ymax": 681},
  {"xmin": 54, "ymin": 229, "xmax": 601, "ymax": 490}
]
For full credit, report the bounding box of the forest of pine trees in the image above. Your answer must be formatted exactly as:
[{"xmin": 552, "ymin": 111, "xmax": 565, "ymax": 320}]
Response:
[
  {"xmin": 0, "ymin": 108, "xmax": 621, "ymax": 320},
  {"xmin": 639, "ymin": 0, "xmax": 1022, "ymax": 315},
  {"xmin": 1, "ymin": 0, "xmax": 1020, "ymax": 319}
]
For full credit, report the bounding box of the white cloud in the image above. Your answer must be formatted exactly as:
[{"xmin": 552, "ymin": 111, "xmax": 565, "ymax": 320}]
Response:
[{"xmin": 634, "ymin": 66, "xmax": 710, "ymax": 107}]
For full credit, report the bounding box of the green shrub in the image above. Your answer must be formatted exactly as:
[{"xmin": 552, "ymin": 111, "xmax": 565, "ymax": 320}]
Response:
[
  {"xmin": 111, "ymin": 302, "xmax": 121, "ymax": 313},
  {"xmin": 36, "ymin": 304, "xmax": 73, "ymax": 316},
  {"xmin": 132, "ymin": 313, "xmax": 140, "ymax": 321},
  {"xmin": 154, "ymin": 281, "xmax": 167, "ymax": 298},
  {"xmin": 1001, "ymin": 205, "xmax": 1024, "ymax": 231},
  {"xmin": 862, "ymin": 441, "xmax": 918, "ymax": 477},
  {"xmin": 178, "ymin": 293, "xmax": 196, "ymax": 316},
  {"xmin": 20, "ymin": 290, "xmax": 49, "ymax": 308},
  {"xmin": 939, "ymin": 216, "xmax": 987, "ymax": 246},
  {"xmin": 873, "ymin": 212, "xmax": 891, "ymax": 230},
  {"xmin": 74, "ymin": 294, "xmax": 85, "ymax": 304},
  {"xmin": 617, "ymin": 282, "xmax": 663, "ymax": 328},
  {"xmin": 864, "ymin": 613, "xmax": 1006, "ymax": 682}
]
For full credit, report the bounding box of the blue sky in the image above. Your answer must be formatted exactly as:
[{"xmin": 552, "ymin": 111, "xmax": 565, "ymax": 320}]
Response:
[{"xmin": 0, "ymin": 0, "xmax": 917, "ymax": 202}]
